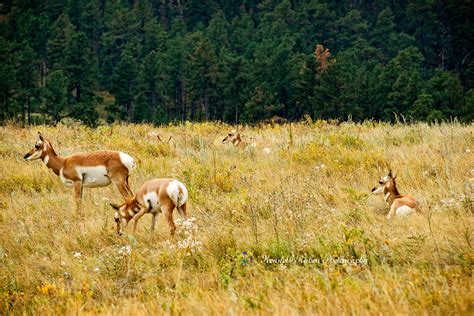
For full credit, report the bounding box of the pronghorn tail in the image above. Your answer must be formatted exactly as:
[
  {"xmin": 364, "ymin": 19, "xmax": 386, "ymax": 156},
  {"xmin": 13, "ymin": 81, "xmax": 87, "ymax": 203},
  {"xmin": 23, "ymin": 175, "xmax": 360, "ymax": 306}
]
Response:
[{"xmin": 166, "ymin": 180, "xmax": 188, "ymax": 207}]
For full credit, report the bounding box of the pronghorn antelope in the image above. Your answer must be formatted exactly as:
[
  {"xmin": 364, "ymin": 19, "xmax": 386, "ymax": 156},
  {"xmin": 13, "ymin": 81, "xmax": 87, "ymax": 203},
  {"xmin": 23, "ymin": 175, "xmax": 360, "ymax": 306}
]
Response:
[
  {"xmin": 110, "ymin": 178, "xmax": 188, "ymax": 236},
  {"xmin": 222, "ymin": 130, "xmax": 248, "ymax": 147},
  {"xmin": 222, "ymin": 130, "xmax": 272, "ymax": 154},
  {"xmin": 371, "ymin": 170, "xmax": 421, "ymax": 219},
  {"xmin": 24, "ymin": 132, "xmax": 135, "ymax": 211}
]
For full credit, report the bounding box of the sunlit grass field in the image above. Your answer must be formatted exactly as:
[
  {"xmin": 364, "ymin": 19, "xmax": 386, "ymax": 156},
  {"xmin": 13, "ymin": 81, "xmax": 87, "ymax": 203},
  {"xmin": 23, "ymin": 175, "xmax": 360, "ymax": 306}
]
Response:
[{"xmin": 0, "ymin": 120, "xmax": 473, "ymax": 315}]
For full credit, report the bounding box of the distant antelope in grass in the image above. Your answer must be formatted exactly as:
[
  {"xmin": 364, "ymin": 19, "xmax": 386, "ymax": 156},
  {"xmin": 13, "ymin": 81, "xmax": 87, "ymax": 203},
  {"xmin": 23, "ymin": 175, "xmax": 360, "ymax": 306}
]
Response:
[
  {"xmin": 110, "ymin": 178, "xmax": 188, "ymax": 236},
  {"xmin": 371, "ymin": 170, "xmax": 421, "ymax": 219},
  {"xmin": 222, "ymin": 130, "xmax": 248, "ymax": 147},
  {"xmin": 222, "ymin": 130, "xmax": 272, "ymax": 154},
  {"xmin": 24, "ymin": 132, "xmax": 135, "ymax": 212}
]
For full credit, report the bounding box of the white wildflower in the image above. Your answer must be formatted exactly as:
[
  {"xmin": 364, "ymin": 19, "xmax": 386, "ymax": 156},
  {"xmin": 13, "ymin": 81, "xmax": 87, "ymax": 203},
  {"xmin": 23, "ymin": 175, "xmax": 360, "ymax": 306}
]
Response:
[
  {"xmin": 73, "ymin": 252, "xmax": 82, "ymax": 259},
  {"xmin": 169, "ymin": 217, "xmax": 203, "ymax": 254}
]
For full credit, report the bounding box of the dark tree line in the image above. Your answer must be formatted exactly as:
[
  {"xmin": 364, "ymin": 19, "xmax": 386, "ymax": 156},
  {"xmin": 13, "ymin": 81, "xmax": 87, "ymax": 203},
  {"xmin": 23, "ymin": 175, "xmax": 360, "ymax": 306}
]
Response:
[{"xmin": 0, "ymin": 0, "xmax": 473, "ymax": 126}]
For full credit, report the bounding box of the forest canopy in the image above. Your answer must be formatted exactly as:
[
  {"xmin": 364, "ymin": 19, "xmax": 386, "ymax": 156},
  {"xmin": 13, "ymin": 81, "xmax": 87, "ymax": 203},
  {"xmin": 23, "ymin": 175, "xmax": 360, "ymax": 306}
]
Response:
[{"xmin": 0, "ymin": 0, "xmax": 473, "ymax": 126}]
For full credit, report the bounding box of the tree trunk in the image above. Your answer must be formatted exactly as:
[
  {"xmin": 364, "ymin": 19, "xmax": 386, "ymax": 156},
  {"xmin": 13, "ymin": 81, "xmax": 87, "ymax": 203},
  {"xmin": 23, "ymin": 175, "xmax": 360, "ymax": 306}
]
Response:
[
  {"xmin": 27, "ymin": 95, "xmax": 31, "ymax": 125},
  {"xmin": 76, "ymin": 83, "xmax": 81, "ymax": 102},
  {"xmin": 204, "ymin": 88, "xmax": 209, "ymax": 120},
  {"xmin": 235, "ymin": 102, "xmax": 239, "ymax": 123},
  {"xmin": 151, "ymin": 91, "xmax": 156, "ymax": 118}
]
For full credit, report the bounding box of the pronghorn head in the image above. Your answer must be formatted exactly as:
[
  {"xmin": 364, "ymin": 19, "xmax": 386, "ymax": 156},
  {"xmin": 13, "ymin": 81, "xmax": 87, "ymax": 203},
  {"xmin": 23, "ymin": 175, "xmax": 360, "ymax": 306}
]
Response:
[
  {"xmin": 222, "ymin": 130, "xmax": 242, "ymax": 145},
  {"xmin": 110, "ymin": 197, "xmax": 141, "ymax": 235},
  {"xmin": 24, "ymin": 132, "xmax": 49, "ymax": 161},
  {"xmin": 371, "ymin": 170, "xmax": 397, "ymax": 194}
]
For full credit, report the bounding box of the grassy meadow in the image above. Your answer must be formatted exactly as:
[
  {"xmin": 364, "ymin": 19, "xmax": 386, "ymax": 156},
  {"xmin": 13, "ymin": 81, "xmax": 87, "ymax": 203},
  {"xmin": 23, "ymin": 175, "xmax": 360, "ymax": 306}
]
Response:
[{"xmin": 0, "ymin": 120, "xmax": 473, "ymax": 315}]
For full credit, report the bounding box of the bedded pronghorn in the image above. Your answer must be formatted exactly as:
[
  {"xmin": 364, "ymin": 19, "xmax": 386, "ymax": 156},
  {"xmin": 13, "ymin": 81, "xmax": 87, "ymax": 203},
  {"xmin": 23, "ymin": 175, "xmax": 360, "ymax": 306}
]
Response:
[
  {"xmin": 24, "ymin": 132, "xmax": 135, "ymax": 211},
  {"xmin": 110, "ymin": 178, "xmax": 188, "ymax": 236},
  {"xmin": 222, "ymin": 130, "xmax": 247, "ymax": 147},
  {"xmin": 222, "ymin": 130, "xmax": 272, "ymax": 154},
  {"xmin": 371, "ymin": 170, "xmax": 421, "ymax": 219}
]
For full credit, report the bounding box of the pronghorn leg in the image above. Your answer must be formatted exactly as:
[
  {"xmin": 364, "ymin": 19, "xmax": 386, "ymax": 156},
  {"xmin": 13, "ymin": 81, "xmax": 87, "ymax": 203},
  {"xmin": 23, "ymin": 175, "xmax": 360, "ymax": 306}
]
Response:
[
  {"xmin": 73, "ymin": 180, "xmax": 83, "ymax": 213},
  {"xmin": 125, "ymin": 175, "xmax": 134, "ymax": 197},
  {"xmin": 151, "ymin": 212, "xmax": 158, "ymax": 232},
  {"xmin": 111, "ymin": 176, "xmax": 132, "ymax": 200},
  {"xmin": 132, "ymin": 208, "xmax": 147, "ymax": 233},
  {"xmin": 387, "ymin": 205, "xmax": 396, "ymax": 219},
  {"xmin": 162, "ymin": 204, "xmax": 176, "ymax": 237},
  {"xmin": 177, "ymin": 203, "xmax": 188, "ymax": 219}
]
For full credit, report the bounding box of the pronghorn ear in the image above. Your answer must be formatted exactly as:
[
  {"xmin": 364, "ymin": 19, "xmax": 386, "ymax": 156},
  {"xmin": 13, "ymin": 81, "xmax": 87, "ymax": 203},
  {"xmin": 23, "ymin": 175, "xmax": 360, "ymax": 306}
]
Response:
[
  {"xmin": 110, "ymin": 203, "xmax": 120, "ymax": 210},
  {"xmin": 388, "ymin": 169, "xmax": 393, "ymax": 178},
  {"xmin": 393, "ymin": 171, "xmax": 398, "ymax": 180},
  {"xmin": 38, "ymin": 132, "xmax": 44, "ymax": 141}
]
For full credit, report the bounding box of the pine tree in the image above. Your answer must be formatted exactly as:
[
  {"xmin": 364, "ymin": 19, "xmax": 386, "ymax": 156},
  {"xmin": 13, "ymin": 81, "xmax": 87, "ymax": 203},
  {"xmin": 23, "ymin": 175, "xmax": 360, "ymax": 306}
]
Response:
[
  {"xmin": 42, "ymin": 69, "xmax": 68, "ymax": 123},
  {"xmin": 63, "ymin": 31, "xmax": 99, "ymax": 126},
  {"xmin": 47, "ymin": 13, "xmax": 74, "ymax": 69},
  {"xmin": 134, "ymin": 50, "xmax": 168, "ymax": 124},
  {"xmin": 112, "ymin": 48, "xmax": 139, "ymax": 120}
]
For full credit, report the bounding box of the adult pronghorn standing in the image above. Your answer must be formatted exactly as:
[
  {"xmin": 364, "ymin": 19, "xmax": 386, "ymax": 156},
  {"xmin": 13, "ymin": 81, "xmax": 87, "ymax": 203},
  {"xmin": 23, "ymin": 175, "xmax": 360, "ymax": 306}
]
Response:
[
  {"xmin": 24, "ymin": 132, "xmax": 136, "ymax": 212},
  {"xmin": 371, "ymin": 170, "xmax": 421, "ymax": 219}
]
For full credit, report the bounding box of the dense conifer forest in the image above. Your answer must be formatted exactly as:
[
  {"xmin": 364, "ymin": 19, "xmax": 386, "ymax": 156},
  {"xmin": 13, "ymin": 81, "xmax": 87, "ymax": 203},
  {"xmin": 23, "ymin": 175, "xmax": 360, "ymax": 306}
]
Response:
[{"xmin": 0, "ymin": 0, "xmax": 473, "ymax": 125}]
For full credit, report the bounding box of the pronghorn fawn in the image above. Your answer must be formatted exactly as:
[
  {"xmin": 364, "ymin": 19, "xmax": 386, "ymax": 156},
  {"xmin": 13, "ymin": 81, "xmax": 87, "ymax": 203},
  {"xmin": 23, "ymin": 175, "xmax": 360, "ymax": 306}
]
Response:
[
  {"xmin": 24, "ymin": 132, "xmax": 135, "ymax": 212},
  {"xmin": 110, "ymin": 178, "xmax": 188, "ymax": 236},
  {"xmin": 371, "ymin": 170, "xmax": 421, "ymax": 219}
]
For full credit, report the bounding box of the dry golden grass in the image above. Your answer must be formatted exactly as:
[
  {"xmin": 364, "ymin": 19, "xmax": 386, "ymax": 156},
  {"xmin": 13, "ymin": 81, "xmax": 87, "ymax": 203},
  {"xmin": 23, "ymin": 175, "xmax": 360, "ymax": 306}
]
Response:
[{"xmin": 0, "ymin": 121, "xmax": 473, "ymax": 315}]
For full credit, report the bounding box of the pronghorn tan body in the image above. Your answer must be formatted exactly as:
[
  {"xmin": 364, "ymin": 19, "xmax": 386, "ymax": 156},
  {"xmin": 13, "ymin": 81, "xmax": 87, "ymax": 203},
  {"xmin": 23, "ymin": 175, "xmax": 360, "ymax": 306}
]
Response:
[
  {"xmin": 24, "ymin": 132, "xmax": 135, "ymax": 211},
  {"xmin": 110, "ymin": 178, "xmax": 188, "ymax": 236},
  {"xmin": 371, "ymin": 170, "xmax": 421, "ymax": 219}
]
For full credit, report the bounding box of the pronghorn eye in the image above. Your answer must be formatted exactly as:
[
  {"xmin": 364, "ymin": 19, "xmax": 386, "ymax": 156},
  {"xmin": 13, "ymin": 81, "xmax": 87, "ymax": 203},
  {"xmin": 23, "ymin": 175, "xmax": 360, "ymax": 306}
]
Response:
[
  {"xmin": 379, "ymin": 181, "xmax": 383, "ymax": 185},
  {"xmin": 228, "ymin": 133, "xmax": 232, "ymax": 136},
  {"xmin": 35, "ymin": 145, "xmax": 40, "ymax": 149}
]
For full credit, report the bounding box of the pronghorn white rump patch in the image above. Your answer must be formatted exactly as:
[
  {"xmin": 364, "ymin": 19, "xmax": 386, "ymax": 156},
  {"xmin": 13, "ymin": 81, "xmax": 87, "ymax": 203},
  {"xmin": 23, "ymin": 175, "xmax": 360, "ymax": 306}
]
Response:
[
  {"xmin": 119, "ymin": 152, "xmax": 136, "ymax": 173},
  {"xmin": 59, "ymin": 168, "xmax": 74, "ymax": 187},
  {"xmin": 395, "ymin": 205, "xmax": 414, "ymax": 216},
  {"xmin": 76, "ymin": 165, "xmax": 111, "ymax": 187},
  {"xmin": 143, "ymin": 191, "xmax": 159, "ymax": 211},
  {"xmin": 166, "ymin": 180, "xmax": 188, "ymax": 207},
  {"xmin": 43, "ymin": 154, "xmax": 49, "ymax": 166}
]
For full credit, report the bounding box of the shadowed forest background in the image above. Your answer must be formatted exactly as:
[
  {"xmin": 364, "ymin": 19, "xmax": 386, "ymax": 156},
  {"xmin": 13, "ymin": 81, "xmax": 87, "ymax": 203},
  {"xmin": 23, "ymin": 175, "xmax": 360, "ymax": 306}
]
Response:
[{"xmin": 0, "ymin": 0, "xmax": 473, "ymax": 126}]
